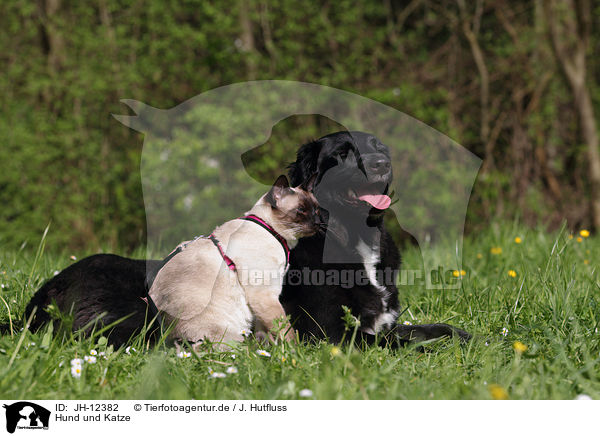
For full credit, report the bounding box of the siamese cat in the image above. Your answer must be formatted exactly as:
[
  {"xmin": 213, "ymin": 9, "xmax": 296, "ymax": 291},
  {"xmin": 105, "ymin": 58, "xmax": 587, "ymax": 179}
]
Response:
[{"xmin": 148, "ymin": 175, "xmax": 320, "ymax": 348}]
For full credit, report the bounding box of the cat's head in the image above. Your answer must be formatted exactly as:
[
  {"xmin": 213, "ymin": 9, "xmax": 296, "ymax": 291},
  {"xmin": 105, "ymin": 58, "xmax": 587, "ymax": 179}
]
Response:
[{"xmin": 261, "ymin": 174, "xmax": 321, "ymax": 239}]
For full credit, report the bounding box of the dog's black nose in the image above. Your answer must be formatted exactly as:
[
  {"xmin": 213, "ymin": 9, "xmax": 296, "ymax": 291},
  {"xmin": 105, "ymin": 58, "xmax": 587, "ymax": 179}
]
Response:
[{"xmin": 369, "ymin": 158, "xmax": 391, "ymax": 174}]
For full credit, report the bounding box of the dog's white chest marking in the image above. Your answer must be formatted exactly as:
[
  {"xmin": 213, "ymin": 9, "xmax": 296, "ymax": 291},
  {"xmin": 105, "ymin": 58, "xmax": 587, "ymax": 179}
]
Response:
[
  {"xmin": 356, "ymin": 239, "xmax": 386, "ymax": 294},
  {"xmin": 356, "ymin": 239, "xmax": 398, "ymax": 333}
]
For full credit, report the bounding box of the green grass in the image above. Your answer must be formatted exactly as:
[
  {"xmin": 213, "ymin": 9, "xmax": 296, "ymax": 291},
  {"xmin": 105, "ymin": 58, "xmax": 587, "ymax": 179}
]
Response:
[{"xmin": 0, "ymin": 223, "xmax": 599, "ymax": 400}]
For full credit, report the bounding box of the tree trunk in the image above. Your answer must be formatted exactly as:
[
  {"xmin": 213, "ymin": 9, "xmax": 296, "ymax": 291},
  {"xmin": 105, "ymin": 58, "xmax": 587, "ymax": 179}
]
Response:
[
  {"xmin": 578, "ymin": 87, "xmax": 600, "ymax": 229},
  {"xmin": 544, "ymin": 0, "xmax": 600, "ymax": 229},
  {"xmin": 457, "ymin": 0, "xmax": 493, "ymax": 172},
  {"xmin": 239, "ymin": 1, "xmax": 257, "ymax": 79}
]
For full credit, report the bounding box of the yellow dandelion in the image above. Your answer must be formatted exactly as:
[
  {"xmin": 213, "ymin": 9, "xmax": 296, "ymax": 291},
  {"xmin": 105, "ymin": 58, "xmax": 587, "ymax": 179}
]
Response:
[
  {"xmin": 281, "ymin": 356, "xmax": 286, "ymax": 362},
  {"xmin": 490, "ymin": 247, "xmax": 502, "ymax": 255},
  {"xmin": 508, "ymin": 270, "xmax": 517, "ymax": 278},
  {"xmin": 461, "ymin": 270, "xmax": 466, "ymax": 276},
  {"xmin": 452, "ymin": 270, "xmax": 460, "ymax": 278},
  {"xmin": 476, "ymin": 253, "xmax": 483, "ymax": 259},
  {"xmin": 489, "ymin": 384, "xmax": 509, "ymax": 400},
  {"xmin": 577, "ymin": 237, "xmax": 583, "ymax": 243},
  {"xmin": 568, "ymin": 234, "xmax": 574, "ymax": 240},
  {"xmin": 513, "ymin": 341, "xmax": 528, "ymax": 353},
  {"xmin": 584, "ymin": 259, "xmax": 589, "ymax": 265},
  {"xmin": 580, "ymin": 230, "xmax": 590, "ymax": 238},
  {"xmin": 330, "ymin": 346, "xmax": 341, "ymax": 357},
  {"xmin": 514, "ymin": 237, "xmax": 522, "ymax": 244}
]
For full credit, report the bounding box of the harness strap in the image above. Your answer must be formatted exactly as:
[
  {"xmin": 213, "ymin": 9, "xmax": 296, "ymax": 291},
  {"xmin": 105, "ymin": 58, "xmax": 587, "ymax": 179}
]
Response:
[
  {"xmin": 143, "ymin": 214, "xmax": 291, "ymax": 320},
  {"xmin": 208, "ymin": 233, "xmax": 237, "ymax": 271},
  {"xmin": 238, "ymin": 214, "xmax": 290, "ymax": 267}
]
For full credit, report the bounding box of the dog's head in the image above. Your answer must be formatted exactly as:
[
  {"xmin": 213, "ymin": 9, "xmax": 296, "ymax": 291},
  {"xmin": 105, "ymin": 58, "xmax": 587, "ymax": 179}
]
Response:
[{"xmin": 288, "ymin": 131, "xmax": 393, "ymax": 224}]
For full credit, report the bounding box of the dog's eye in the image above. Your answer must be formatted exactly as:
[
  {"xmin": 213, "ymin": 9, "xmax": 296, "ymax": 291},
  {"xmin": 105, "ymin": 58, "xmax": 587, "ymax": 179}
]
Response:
[{"xmin": 339, "ymin": 150, "xmax": 348, "ymax": 159}]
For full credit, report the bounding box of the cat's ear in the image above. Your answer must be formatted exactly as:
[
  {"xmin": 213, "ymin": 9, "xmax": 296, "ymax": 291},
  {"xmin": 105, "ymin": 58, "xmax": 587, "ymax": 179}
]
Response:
[
  {"xmin": 299, "ymin": 173, "xmax": 318, "ymax": 192},
  {"xmin": 265, "ymin": 175, "xmax": 290, "ymax": 207}
]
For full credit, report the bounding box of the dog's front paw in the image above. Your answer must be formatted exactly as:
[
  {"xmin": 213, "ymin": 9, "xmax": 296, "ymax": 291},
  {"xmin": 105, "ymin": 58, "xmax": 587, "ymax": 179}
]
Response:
[{"xmin": 395, "ymin": 323, "xmax": 471, "ymax": 344}]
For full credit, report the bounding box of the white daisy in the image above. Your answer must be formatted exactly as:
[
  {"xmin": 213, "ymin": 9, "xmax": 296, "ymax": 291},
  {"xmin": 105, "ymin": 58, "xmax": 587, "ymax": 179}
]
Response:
[
  {"xmin": 501, "ymin": 327, "xmax": 509, "ymax": 336},
  {"xmin": 89, "ymin": 349, "xmax": 97, "ymax": 356},
  {"xmin": 576, "ymin": 394, "xmax": 592, "ymax": 400},
  {"xmin": 210, "ymin": 372, "xmax": 226, "ymax": 378},
  {"xmin": 403, "ymin": 321, "xmax": 412, "ymax": 326},
  {"xmin": 125, "ymin": 346, "xmax": 136, "ymax": 355},
  {"xmin": 299, "ymin": 389, "xmax": 313, "ymax": 398},
  {"xmin": 70, "ymin": 358, "xmax": 83, "ymax": 367},
  {"xmin": 84, "ymin": 355, "xmax": 97, "ymax": 364},
  {"xmin": 240, "ymin": 329, "xmax": 251, "ymax": 337},
  {"xmin": 177, "ymin": 351, "xmax": 192, "ymax": 358},
  {"xmin": 256, "ymin": 349, "xmax": 271, "ymax": 357},
  {"xmin": 71, "ymin": 365, "xmax": 82, "ymax": 378},
  {"xmin": 226, "ymin": 366, "xmax": 238, "ymax": 374}
]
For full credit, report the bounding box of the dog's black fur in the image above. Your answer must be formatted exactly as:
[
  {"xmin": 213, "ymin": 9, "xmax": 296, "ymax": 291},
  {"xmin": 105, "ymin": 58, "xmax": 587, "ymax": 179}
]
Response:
[
  {"xmin": 24, "ymin": 254, "xmax": 163, "ymax": 345},
  {"xmin": 282, "ymin": 131, "xmax": 469, "ymax": 346},
  {"xmin": 17, "ymin": 131, "xmax": 470, "ymax": 347}
]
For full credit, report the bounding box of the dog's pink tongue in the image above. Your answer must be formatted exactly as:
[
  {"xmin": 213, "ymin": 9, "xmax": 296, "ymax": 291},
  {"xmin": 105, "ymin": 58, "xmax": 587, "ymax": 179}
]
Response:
[{"xmin": 358, "ymin": 194, "xmax": 391, "ymax": 210}]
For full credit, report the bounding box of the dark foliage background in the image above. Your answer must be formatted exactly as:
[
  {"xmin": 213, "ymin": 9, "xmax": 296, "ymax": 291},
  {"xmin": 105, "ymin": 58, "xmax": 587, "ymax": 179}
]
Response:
[{"xmin": 1, "ymin": 0, "xmax": 599, "ymax": 251}]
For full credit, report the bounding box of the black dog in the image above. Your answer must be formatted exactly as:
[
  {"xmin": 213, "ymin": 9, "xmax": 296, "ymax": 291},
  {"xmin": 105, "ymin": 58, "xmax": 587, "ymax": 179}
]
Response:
[
  {"xmin": 24, "ymin": 254, "xmax": 163, "ymax": 345},
  {"xmin": 282, "ymin": 131, "xmax": 469, "ymax": 346},
  {"xmin": 21, "ymin": 131, "xmax": 469, "ymax": 346}
]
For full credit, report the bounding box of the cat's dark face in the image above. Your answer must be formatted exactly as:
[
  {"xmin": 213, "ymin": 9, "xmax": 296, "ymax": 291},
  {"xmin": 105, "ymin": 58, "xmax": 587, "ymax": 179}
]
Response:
[{"xmin": 265, "ymin": 175, "xmax": 322, "ymax": 238}]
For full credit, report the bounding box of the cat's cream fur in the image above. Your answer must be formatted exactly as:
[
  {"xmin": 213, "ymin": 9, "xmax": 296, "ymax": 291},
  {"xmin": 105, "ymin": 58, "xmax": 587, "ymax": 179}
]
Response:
[{"xmin": 148, "ymin": 176, "xmax": 318, "ymax": 347}]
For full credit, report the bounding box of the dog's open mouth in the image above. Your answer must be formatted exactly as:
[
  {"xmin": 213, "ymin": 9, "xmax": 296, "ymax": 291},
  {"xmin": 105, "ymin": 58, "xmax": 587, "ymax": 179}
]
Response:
[{"xmin": 346, "ymin": 183, "xmax": 391, "ymax": 210}]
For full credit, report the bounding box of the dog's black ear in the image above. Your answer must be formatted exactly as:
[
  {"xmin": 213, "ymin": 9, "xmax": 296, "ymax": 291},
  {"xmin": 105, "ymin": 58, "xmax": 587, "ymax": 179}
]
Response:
[
  {"xmin": 287, "ymin": 139, "xmax": 324, "ymax": 186},
  {"xmin": 265, "ymin": 175, "xmax": 290, "ymax": 207},
  {"xmin": 299, "ymin": 173, "xmax": 318, "ymax": 192}
]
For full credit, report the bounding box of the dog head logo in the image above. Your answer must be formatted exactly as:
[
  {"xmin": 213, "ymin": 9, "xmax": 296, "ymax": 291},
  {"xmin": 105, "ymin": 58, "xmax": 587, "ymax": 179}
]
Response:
[
  {"xmin": 3, "ymin": 402, "xmax": 50, "ymax": 433},
  {"xmin": 114, "ymin": 80, "xmax": 481, "ymax": 288}
]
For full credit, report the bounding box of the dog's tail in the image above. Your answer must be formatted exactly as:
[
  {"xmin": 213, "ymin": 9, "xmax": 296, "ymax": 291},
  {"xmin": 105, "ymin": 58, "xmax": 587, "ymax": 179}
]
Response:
[
  {"xmin": 0, "ymin": 275, "xmax": 58, "ymax": 338},
  {"xmin": 0, "ymin": 320, "xmax": 22, "ymax": 336},
  {"xmin": 23, "ymin": 278, "xmax": 57, "ymax": 333}
]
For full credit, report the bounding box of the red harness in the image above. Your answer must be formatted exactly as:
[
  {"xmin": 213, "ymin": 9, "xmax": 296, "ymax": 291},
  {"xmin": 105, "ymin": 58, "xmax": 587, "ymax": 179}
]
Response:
[
  {"xmin": 207, "ymin": 214, "xmax": 291, "ymax": 271},
  {"xmin": 207, "ymin": 233, "xmax": 237, "ymax": 271},
  {"xmin": 157, "ymin": 214, "xmax": 290, "ymax": 274},
  {"xmin": 143, "ymin": 214, "xmax": 292, "ymax": 323},
  {"xmin": 237, "ymin": 214, "xmax": 291, "ymax": 267}
]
